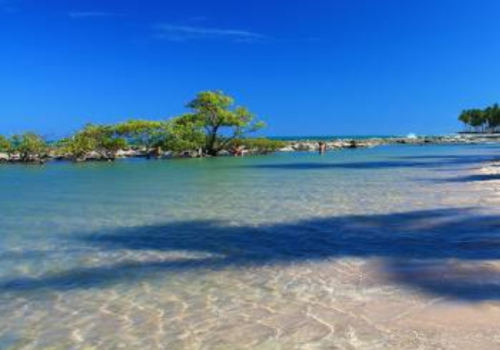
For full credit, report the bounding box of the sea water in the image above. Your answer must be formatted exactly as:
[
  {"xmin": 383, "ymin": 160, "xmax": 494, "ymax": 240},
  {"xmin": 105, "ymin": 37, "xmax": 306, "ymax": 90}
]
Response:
[{"xmin": 1, "ymin": 144, "xmax": 500, "ymax": 349}]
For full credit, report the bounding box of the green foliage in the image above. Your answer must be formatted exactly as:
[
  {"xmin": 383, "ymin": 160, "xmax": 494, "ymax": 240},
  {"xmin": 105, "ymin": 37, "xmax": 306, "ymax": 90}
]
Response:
[
  {"xmin": 115, "ymin": 119, "xmax": 167, "ymax": 149},
  {"xmin": 459, "ymin": 104, "xmax": 500, "ymax": 132},
  {"xmin": 58, "ymin": 133, "xmax": 97, "ymax": 161},
  {"xmin": 485, "ymin": 104, "xmax": 500, "ymax": 130},
  {"xmin": 102, "ymin": 137, "xmax": 127, "ymax": 156},
  {"xmin": 163, "ymin": 115, "xmax": 205, "ymax": 153},
  {"xmin": 61, "ymin": 124, "xmax": 127, "ymax": 161},
  {"xmin": 186, "ymin": 90, "xmax": 265, "ymax": 155},
  {"xmin": 0, "ymin": 135, "xmax": 12, "ymax": 155},
  {"xmin": 82, "ymin": 124, "xmax": 127, "ymax": 158},
  {"xmin": 12, "ymin": 132, "xmax": 47, "ymax": 162},
  {"xmin": 1, "ymin": 91, "xmax": 270, "ymax": 162}
]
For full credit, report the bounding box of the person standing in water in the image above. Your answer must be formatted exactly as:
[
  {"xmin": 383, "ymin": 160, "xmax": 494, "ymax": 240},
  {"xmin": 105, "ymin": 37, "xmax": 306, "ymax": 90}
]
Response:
[{"xmin": 318, "ymin": 141, "xmax": 326, "ymax": 155}]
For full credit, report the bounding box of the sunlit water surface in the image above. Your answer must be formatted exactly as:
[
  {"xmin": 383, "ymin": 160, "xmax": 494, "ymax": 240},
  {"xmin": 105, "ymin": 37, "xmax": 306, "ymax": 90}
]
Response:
[{"xmin": 2, "ymin": 145, "xmax": 500, "ymax": 349}]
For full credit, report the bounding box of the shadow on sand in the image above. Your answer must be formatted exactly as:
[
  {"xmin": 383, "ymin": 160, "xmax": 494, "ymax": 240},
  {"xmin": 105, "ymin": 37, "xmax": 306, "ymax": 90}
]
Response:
[{"xmin": 1, "ymin": 207, "xmax": 500, "ymax": 302}]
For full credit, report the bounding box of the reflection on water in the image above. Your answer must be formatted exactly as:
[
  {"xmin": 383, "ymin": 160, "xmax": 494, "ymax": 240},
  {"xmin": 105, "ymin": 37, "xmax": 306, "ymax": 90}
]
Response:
[{"xmin": 1, "ymin": 145, "xmax": 500, "ymax": 349}]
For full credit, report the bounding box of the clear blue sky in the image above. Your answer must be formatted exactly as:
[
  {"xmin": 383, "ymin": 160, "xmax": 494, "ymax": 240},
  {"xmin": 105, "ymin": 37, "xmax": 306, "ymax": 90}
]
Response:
[{"xmin": 1, "ymin": 0, "xmax": 500, "ymax": 138}]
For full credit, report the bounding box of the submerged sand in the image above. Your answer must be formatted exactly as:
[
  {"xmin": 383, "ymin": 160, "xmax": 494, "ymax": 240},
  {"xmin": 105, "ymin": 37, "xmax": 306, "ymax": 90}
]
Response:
[{"xmin": 1, "ymin": 146, "xmax": 500, "ymax": 349}]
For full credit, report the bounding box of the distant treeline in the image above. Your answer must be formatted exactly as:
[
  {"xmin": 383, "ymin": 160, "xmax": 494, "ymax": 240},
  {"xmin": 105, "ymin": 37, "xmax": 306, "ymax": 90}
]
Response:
[
  {"xmin": 459, "ymin": 103, "xmax": 500, "ymax": 133},
  {"xmin": 0, "ymin": 91, "xmax": 286, "ymax": 163}
]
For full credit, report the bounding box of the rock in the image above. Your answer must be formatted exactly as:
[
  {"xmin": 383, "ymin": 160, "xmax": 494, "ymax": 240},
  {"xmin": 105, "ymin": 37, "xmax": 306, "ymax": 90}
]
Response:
[
  {"xmin": 218, "ymin": 150, "xmax": 232, "ymax": 157},
  {"xmin": 292, "ymin": 142, "xmax": 318, "ymax": 151},
  {"xmin": 279, "ymin": 145, "xmax": 295, "ymax": 152},
  {"xmin": 116, "ymin": 149, "xmax": 139, "ymax": 158},
  {"xmin": 162, "ymin": 151, "xmax": 174, "ymax": 159},
  {"xmin": 86, "ymin": 151, "xmax": 102, "ymax": 160},
  {"xmin": 330, "ymin": 142, "xmax": 344, "ymax": 149}
]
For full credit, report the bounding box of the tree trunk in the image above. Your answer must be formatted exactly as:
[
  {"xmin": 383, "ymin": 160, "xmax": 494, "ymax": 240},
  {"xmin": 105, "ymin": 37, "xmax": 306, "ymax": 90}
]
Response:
[{"xmin": 205, "ymin": 127, "xmax": 219, "ymax": 156}]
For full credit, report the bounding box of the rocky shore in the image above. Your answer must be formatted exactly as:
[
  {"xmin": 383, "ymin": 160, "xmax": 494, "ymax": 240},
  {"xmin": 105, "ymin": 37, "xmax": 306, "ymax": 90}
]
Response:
[
  {"xmin": 277, "ymin": 134, "xmax": 500, "ymax": 152},
  {"xmin": 1, "ymin": 134, "xmax": 499, "ymax": 163}
]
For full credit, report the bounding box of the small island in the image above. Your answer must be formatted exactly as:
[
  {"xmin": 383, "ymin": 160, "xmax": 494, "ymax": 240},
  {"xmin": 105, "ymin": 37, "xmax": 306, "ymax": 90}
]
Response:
[
  {"xmin": 0, "ymin": 91, "xmax": 286, "ymax": 164},
  {"xmin": 3, "ymin": 94, "xmax": 500, "ymax": 165}
]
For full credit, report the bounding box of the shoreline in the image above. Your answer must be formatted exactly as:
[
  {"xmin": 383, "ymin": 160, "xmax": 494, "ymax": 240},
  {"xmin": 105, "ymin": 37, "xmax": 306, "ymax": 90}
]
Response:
[
  {"xmin": 1, "ymin": 134, "xmax": 499, "ymax": 164},
  {"xmin": 3, "ymin": 139, "xmax": 500, "ymax": 349},
  {"xmin": 279, "ymin": 134, "xmax": 500, "ymax": 151}
]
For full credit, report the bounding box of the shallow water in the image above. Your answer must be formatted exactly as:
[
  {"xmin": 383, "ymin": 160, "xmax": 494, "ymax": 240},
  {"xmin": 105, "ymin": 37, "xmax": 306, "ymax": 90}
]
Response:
[{"xmin": 1, "ymin": 145, "xmax": 500, "ymax": 349}]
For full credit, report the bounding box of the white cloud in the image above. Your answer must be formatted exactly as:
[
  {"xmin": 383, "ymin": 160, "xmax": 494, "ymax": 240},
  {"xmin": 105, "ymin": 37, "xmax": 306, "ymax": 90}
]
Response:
[{"xmin": 155, "ymin": 24, "xmax": 269, "ymax": 43}]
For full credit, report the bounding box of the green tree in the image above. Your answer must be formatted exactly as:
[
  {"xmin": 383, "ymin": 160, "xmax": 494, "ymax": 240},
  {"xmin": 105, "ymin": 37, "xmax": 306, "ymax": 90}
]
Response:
[
  {"xmin": 115, "ymin": 120, "xmax": 167, "ymax": 158},
  {"xmin": 186, "ymin": 91, "xmax": 265, "ymax": 156},
  {"xmin": 101, "ymin": 137, "xmax": 127, "ymax": 159},
  {"xmin": 469, "ymin": 109, "xmax": 485, "ymax": 132},
  {"xmin": 487, "ymin": 104, "xmax": 500, "ymax": 132},
  {"xmin": 61, "ymin": 124, "xmax": 127, "ymax": 161},
  {"xmin": 58, "ymin": 133, "xmax": 97, "ymax": 161},
  {"xmin": 0, "ymin": 135, "xmax": 13, "ymax": 160},
  {"xmin": 81, "ymin": 124, "xmax": 127, "ymax": 160},
  {"xmin": 163, "ymin": 115, "xmax": 205, "ymax": 154},
  {"xmin": 458, "ymin": 110, "xmax": 472, "ymax": 131},
  {"xmin": 460, "ymin": 104, "xmax": 500, "ymax": 133},
  {"xmin": 12, "ymin": 132, "xmax": 47, "ymax": 162}
]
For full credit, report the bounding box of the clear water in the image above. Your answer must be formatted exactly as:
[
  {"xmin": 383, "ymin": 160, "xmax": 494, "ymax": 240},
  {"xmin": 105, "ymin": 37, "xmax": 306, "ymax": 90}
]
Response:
[
  {"xmin": 270, "ymin": 135, "xmax": 399, "ymax": 141},
  {"xmin": 1, "ymin": 145, "xmax": 500, "ymax": 350}
]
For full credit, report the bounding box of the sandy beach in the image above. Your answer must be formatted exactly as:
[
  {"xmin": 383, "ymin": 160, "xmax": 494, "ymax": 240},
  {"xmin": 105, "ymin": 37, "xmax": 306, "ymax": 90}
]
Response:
[{"xmin": 1, "ymin": 144, "xmax": 500, "ymax": 349}]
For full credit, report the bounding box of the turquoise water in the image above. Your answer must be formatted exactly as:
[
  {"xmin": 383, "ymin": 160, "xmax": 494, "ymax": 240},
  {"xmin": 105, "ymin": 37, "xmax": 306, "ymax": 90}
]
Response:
[
  {"xmin": 271, "ymin": 135, "xmax": 399, "ymax": 141},
  {"xmin": 1, "ymin": 144, "xmax": 500, "ymax": 349}
]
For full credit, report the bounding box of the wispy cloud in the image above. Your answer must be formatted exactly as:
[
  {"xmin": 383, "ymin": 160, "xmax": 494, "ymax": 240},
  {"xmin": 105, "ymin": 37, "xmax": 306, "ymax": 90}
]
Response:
[
  {"xmin": 68, "ymin": 11, "xmax": 118, "ymax": 19},
  {"xmin": 155, "ymin": 24, "xmax": 270, "ymax": 43}
]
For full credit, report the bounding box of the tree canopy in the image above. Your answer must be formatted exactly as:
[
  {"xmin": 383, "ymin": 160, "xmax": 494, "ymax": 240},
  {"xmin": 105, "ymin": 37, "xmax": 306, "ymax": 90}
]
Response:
[
  {"xmin": 0, "ymin": 135, "xmax": 12, "ymax": 154},
  {"xmin": 459, "ymin": 104, "xmax": 500, "ymax": 133},
  {"xmin": 0, "ymin": 91, "xmax": 275, "ymax": 163},
  {"xmin": 59, "ymin": 124, "xmax": 127, "ymax": 161},
  {"xmin": 163, "ymin": 115, "xmax": 205, "ymax": 153},
  {"xmin": 115, "ymin": 120, "xmax": 167, "ymax": 157},
  {"xmin": 186, "ymin": 91, "xmax": 265, "ymax": 155},
  {"xmin": 10, "ymin": 132, "xmax": 48, "ymax": 162}
]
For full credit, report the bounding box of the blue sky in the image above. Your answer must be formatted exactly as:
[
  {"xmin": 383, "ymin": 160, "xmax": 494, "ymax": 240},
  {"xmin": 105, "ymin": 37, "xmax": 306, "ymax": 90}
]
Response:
[{"xmin": 1, "ymin": 0, "xmax": 500, "ymax": 137}]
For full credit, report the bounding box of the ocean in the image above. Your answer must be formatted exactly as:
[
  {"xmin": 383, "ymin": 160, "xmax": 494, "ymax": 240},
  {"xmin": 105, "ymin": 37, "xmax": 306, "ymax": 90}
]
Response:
[{"xmin": 1, "ymin": 144, "xmax": 500, "ymax": 349}]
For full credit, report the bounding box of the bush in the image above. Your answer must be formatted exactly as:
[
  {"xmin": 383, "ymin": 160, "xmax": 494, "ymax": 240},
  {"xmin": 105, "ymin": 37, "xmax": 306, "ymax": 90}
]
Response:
[
  {"xmin": 11, "ymin": 132, "xmax": 47, "ymax": 162},
  {"xmin": 0, "ymin": 135, "xmax": 13, "ymax": 160}
]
